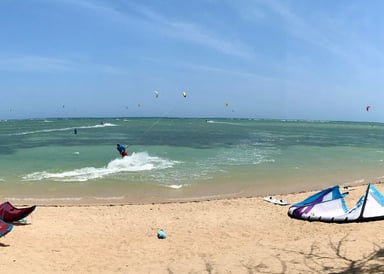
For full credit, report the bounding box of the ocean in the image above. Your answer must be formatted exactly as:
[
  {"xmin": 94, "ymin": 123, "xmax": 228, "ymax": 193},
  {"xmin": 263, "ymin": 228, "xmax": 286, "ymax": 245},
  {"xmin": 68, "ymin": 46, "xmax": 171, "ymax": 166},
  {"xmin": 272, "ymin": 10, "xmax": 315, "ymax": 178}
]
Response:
[{"xmin": 1, "ymin": 118, "xmax": 384, "ymax": 205}]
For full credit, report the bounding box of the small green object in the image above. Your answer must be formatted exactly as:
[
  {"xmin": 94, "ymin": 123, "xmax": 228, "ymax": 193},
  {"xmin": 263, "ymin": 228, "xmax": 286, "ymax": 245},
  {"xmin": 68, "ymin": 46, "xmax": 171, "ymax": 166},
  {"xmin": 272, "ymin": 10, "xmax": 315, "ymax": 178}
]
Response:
[{"xmin": 157, "ymin": 229, "xmax": 167, "ymax": 239}]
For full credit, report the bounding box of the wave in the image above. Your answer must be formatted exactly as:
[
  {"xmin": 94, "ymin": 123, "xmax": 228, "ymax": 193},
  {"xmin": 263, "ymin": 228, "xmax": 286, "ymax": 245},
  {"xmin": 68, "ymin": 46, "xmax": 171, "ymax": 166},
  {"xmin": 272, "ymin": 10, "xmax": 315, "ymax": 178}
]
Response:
[
  {"xmin": 10, "ymin": 123, "xmax": 117, "ymax": 136},
  {"xmin": 22, "ymin": 152, "xmax": 176, "ymax": 182},
  {"xmin": 205, "ymin": 120, "xmax": 243, "ymax": 126},
  {"xmin": 160, "ymin": 184, "xmax": 185, "ymax": 189}
]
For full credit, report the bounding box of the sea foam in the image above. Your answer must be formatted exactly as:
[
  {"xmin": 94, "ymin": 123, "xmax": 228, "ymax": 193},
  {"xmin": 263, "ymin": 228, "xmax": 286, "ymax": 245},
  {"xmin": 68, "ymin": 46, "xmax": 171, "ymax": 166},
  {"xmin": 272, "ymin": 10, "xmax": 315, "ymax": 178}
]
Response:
[
  {"xmin": 11, "ymin": 123, "xmax": 117, "ymax": 136},
  {"xmin": 22, "ymin": 152, "xmax": 176, "ymax": 182}
]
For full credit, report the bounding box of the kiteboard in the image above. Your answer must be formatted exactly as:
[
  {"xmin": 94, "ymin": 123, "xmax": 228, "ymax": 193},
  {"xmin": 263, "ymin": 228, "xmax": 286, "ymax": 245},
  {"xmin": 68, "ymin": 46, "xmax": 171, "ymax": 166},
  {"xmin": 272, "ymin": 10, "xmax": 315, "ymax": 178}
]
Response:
[
  {"xmin": 263, "ymin": 196, "xmax": 289, "ymax": 206},
  {"xmin": 342, "ymin": 185, "xmax": 355, "ymax": 191}
]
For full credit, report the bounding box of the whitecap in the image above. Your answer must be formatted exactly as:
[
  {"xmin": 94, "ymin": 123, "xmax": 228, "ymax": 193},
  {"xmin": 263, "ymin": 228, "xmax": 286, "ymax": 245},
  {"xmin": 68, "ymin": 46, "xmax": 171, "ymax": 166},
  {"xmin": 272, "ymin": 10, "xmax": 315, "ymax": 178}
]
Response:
[
  {"xmin": 11, "ymin": 123, "xmax": 118, "ymax": 136},
  {"xmin": 22, "ymin": 152, "xmax": 177, "ymax": 182},
  {"xmin": 166, "ymin": 184, "xmax": 184, "ymax": 189}
]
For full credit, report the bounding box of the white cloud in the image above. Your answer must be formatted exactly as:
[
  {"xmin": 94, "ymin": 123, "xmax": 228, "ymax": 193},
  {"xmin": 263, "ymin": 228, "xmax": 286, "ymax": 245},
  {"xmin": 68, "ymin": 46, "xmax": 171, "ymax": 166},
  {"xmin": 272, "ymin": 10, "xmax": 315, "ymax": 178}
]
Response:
[
  {"xmin": 0, "ymin": 56, "xmax": 74, "ymax": 72},
  {"xmin": 0, "ymin": 55, "xmax": 129, "ymax": 74},
  {"xmin": 257, "ymin": 0, "xmax": 384, "ymax": 69},
  {"xmin": 56, "ymin": 0, "xmax": 256, "ymax": 59}
]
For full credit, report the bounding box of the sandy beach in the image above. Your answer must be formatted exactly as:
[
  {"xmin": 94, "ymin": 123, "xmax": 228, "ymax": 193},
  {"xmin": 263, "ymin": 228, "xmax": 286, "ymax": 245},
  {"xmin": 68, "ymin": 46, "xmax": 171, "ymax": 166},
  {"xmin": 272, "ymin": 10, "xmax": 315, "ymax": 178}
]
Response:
[{"xmin": 1, "ymin": 184, "xmax": 384, "ymax": 273}]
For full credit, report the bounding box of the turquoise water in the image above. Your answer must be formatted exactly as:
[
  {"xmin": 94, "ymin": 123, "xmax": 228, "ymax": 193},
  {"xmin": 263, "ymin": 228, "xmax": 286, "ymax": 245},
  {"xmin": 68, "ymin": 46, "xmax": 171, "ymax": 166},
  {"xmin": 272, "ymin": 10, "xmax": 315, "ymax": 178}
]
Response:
[{"xmin": 1, "ymin": 118, "xmax": 384, "ymax": 204}]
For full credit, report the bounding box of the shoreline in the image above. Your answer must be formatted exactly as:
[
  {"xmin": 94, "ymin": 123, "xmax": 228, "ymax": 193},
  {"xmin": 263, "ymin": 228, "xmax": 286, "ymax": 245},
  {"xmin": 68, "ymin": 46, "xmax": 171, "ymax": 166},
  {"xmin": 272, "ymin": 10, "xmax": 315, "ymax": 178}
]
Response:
[
  {"xmin": 3, "ymin": 181, "xmax": 383, "ymax": 207},
  {"xmin": 3, "ymin": 179, "xmax": 378, "ymax": 207}
]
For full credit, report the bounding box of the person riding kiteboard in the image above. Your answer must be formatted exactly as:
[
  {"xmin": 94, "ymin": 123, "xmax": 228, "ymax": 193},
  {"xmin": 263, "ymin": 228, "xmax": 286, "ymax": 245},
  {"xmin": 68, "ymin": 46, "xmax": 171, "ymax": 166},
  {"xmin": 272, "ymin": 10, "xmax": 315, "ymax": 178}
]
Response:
[{"xmin": 116, "ymin": 144, "xmax": 128, "ymax": 157}]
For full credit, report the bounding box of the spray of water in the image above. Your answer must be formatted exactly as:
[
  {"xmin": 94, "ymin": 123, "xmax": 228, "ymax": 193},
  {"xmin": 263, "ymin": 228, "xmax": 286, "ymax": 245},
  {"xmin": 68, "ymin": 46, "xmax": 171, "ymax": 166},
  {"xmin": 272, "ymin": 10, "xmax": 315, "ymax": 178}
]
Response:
[{"xmin": 22, "ymin": 152, "xmax": 176, "ymax": 182}]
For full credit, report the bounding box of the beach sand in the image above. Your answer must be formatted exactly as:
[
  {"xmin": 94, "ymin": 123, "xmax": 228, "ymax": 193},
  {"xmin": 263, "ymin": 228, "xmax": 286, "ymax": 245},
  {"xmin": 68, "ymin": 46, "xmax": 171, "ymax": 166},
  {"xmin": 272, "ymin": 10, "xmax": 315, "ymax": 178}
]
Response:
[{"xmin": 1, "ymin": 184, "xmax": 384, "ymax": 273}]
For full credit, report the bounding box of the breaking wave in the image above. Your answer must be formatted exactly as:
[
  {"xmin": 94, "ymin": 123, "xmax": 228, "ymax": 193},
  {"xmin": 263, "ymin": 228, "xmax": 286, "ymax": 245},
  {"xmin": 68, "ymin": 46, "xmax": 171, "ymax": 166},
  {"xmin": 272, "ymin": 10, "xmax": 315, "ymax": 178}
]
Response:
[
  {"xmin": 22, "ymin": 152, "xmax": 176, "ymax": 182},
  {"xmin": 11, "ymin": 123, "xmax": 117, "ymax": 136}
]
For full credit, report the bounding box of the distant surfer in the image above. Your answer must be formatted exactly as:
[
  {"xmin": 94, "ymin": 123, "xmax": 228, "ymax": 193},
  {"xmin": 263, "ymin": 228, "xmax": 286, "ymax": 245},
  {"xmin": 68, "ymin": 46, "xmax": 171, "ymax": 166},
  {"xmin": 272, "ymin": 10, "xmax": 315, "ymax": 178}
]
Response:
[
  {"xmin": 116, "ymin": 144, "xmax": 128, "ymax": 157},
  {"xmin": 74, "ymin": 128, "xmax": 77, "ymax": 135}
]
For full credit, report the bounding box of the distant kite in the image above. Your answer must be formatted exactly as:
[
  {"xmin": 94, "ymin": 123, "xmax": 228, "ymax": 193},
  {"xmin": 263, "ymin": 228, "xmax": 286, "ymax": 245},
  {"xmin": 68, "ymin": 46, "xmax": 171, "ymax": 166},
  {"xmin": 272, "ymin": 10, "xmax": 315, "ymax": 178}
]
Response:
[
  {"xmin": 154, "ymin": 90, "xmax": 159, "ymax": 98},
  {"xmin": 366, "ymin": 105, "xmax": 371, "ymax": 112},
  {"xmin": 182, "ymin": 91, "xmax": 187, "ymax": 98}
]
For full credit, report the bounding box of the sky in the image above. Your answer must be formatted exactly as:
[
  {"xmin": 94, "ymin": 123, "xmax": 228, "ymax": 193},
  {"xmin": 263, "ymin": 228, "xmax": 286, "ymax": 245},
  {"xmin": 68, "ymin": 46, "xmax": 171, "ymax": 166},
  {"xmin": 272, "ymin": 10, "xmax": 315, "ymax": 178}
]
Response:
[{"xmin": 1, "ymin": 0, "xmax": 384, "ymax": 121}]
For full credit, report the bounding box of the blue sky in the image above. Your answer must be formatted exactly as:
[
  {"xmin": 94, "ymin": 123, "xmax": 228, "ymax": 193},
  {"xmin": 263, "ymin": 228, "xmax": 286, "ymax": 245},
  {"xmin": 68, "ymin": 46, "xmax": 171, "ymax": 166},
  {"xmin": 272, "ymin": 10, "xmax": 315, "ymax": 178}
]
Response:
[{"xmin": 1, "ymin": 0, "xmax": 383, "ymax": 121}]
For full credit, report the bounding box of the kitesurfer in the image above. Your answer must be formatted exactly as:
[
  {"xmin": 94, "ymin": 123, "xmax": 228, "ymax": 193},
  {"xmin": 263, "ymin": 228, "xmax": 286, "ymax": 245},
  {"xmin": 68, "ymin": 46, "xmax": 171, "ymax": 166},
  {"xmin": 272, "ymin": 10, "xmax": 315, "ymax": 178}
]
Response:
[{"xmin": 116, "ymin": 144, "xmax": 128, "ymax": 157}]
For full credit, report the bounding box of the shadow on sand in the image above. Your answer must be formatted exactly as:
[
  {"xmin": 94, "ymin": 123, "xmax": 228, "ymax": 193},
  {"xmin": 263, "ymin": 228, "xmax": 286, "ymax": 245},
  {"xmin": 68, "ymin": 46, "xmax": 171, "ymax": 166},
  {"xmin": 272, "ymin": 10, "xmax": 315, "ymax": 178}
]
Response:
[{"xmin": 279, "ymin": 234, "xmax": 384, "ymax": 274}]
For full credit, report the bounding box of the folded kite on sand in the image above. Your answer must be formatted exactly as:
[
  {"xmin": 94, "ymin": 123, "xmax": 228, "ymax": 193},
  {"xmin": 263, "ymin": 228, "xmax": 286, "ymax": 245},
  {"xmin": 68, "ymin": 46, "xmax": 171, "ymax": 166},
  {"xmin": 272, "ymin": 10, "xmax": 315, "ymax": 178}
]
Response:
[
  {"xmin": 0, "ymin": 219, "xmax": 13, "ymax": 238},
  {"xmin": 0, "ymin": 202, "xmax": 36, "ymax": 223},
  {"xmin": 288, "ymin": 184, "xmax": 384, "ymax": 223}
]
